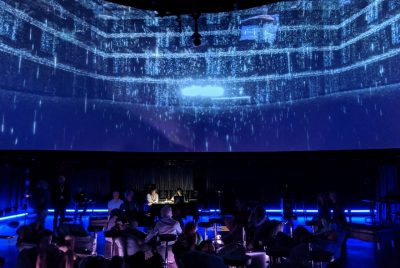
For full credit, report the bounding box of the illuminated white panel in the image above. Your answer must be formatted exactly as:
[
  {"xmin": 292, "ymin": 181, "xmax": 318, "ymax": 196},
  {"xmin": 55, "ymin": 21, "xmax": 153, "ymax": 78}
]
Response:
[{"xmin": 181, "ymin": 85, "xmax": 224, "ymax": 97}]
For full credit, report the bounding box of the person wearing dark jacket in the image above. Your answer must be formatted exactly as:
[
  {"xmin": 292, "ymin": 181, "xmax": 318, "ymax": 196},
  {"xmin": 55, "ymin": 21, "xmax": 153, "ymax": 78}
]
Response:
[
  {"xmin": 317, "ymin": 193, "xmax": 330, "ymax": 222},
  {"xmin": 248, "ymin": 206, "xmax": 271, "ymax": 250},
  {"xmin": 120, "ymin": 190, "xmax": 140, "ymax": 223},
  {"xmin": 31, "ymin": 180, "xmax": 50, "ymax": 229},
  {"xmin": 52, "ymin": 176, "xmax": 71, "ymax": 231},
  {"xmin": 329, "ymin": 192, "xmax": 347, "ymax": 227}
]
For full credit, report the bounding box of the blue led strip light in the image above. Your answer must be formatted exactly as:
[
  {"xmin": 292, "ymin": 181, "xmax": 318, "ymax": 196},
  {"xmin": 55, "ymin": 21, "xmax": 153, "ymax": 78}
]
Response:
[
  {"xmin": 0, "ymin": 213, "xmax": 28, "ymax": 221},
  {"xmin": 43, "ymin": 208, "xmax": 375, "ymax": 214},
  {"xmin": 47, "ymin": 209, "xmax": 109, "ymax": 213}
]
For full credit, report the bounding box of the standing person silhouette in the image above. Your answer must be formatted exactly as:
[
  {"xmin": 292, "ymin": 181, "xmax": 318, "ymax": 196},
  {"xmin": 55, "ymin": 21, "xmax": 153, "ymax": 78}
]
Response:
[{"xmin": 52, "ymin": 176, "xmax": 70, "ymax": 231}]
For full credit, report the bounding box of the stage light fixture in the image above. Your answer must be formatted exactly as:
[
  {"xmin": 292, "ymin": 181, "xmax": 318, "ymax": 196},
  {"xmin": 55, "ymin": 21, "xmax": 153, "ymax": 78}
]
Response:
[
  {"xmin": 191, "ymin": 13, "xmax": 202, "ymax": 46},
  {"xmin": 192, "ymin": 32, "xmax": 202, "ymax": 47}
]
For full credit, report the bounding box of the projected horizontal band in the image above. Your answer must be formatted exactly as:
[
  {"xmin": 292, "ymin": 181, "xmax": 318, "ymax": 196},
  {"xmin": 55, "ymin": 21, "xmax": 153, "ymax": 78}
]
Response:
[{"xmin": 1, "ymin": 41, "xmax": 398, "ymax": 85}]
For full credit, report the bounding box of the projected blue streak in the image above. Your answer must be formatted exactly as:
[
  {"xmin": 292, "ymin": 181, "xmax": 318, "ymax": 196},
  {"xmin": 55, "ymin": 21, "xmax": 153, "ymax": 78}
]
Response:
[{"xmin": 0, "ymin": 0, "xmax": 399, "ymax": 152}]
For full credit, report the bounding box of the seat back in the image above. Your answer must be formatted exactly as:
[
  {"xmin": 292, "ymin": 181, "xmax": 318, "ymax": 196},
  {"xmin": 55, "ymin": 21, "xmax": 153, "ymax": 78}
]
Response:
[
  {"xmin": 88, "ymin": 216, "xmax": 108, "ymax": 232},
  {"xmin": 159, "ymin": 234, "xmax": 177, "ymax": 242}
]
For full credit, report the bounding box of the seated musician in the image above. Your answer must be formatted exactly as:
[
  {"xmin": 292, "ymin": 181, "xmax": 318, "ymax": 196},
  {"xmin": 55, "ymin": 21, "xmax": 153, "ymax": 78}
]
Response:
[
  {"xmin": 146, "ymin": 188, "xmax": 159, "ymax": 209},
  {"xmin": 107, "ymin": 191, "xmax": 124, "ymax": 214},
  {"xmin": 120, "ymin": 190, "xmax": 140, "ymax": 222},
  {"xmin": 171, "ymin": 188, "xmax": 186, "ymax": 204}
]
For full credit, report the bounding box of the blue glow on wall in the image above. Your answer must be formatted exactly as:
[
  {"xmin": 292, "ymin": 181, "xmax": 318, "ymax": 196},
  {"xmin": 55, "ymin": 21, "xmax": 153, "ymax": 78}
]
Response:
[{"xmin": 0, "ymin": 0, "xmax": 399, "ymax": 152}]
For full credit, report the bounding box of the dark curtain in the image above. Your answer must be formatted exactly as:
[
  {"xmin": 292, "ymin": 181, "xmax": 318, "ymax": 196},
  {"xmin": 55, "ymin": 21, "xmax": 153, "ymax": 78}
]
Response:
[
  {"xmin": 377, "ymin": 165, "xmax": 400, "ymax": 222},
  {"xmin": 123, "ymin": 165, "xmax": 194, "ymax": 197},
  {"xmin": 68, "ymin": 169, "xmax": 112, "ymax": 201},
  {"xmin": 0, "ymin": 164, "xmax": 27, "ymax": 213}
]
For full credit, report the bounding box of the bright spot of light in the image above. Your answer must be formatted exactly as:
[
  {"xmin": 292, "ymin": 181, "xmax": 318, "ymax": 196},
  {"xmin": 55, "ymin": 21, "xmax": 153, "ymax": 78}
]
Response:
[{"xmin": 181, "ymin": 85, "xmax": 224, "ymax": 97}]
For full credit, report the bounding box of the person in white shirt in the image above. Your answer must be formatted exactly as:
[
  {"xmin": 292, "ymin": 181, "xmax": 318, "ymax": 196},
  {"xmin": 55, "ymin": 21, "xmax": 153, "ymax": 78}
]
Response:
[
  {"xmin": 107, "ymin": 191, "xmax": 124, "ymax": 214},
  {"xmin": 146, "ymin": 189, "xmax": 159, "ymax": 208}
]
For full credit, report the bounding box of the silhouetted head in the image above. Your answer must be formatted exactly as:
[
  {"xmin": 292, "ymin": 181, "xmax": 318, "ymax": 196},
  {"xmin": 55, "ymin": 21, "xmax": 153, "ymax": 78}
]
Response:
[
  {"xmin": 317, "ymin": 193, "xmax": 326, "ymax": 203},
  {"xmin": 254, "ymin": 206, "xmax": 266, "ymax": 223},
  {"xmin": 58, "ymin": 176, "xmax": 66, "ymax": 184},
  {"xmin": 161, "ymin": 205, "xmax": 172, "ymax": 218},
  {"xmin": 235, "ymin": 198, "xmax": 246, "ymax": 210},
  {"xmin": 112, "ymin": 191, "xmax": 120, "ymax": 200},
  {"xmin": 184, "ymin": 221, "xmax": 197, "ymax": 235},
  {"xmin": 125, "ymin": 190, "xmax": 134, "ymax": 201},
  {"xmin": 37, "ymin": 180, "xmax": 48, "ymax": 190},
  {"xmin": 329, "ymin": 192, "xmax": 338, "ymax": 203},
  {"xmin": 177, "ymin": 188, "xmax": 183, "ymax": 196},
  {"xmin": 198, "ymin": 240, "xmax": 215, "ymax": 253}
]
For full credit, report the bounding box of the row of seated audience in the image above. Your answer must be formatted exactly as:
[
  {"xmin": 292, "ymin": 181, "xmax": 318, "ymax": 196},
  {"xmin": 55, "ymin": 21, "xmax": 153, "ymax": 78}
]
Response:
[{"xmin": 16, "ymin": 191, "xmax": 347, "ymax": 268}]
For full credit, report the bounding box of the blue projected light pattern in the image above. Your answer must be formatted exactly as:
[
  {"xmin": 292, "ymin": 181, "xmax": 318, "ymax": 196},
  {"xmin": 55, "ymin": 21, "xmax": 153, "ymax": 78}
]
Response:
[{"xmin": 0, "ymin": 0, "xmax": 399, "ymax": 152}]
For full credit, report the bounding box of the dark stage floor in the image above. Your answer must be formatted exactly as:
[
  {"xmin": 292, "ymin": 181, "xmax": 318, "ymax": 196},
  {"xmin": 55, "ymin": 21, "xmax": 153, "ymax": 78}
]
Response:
[{"xmin": 0, "ymin": 214, "xmax": 399, "ymax": 268}]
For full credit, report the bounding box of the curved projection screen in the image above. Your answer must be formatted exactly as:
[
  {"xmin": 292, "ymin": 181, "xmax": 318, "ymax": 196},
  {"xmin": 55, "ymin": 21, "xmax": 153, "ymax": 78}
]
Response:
[{"xmin": 0, "ymin": 0, "xmax": 400, "ymax": 152}]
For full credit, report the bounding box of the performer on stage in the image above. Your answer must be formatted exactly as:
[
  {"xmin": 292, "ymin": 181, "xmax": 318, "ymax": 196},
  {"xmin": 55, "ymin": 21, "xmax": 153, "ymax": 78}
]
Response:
[
  {"xmin": 317, "ymin": 192, "xmax": 330, "ymax": 222},
  {"xmin": 120, "ymin": 190, "xmax": 140, "ymax": 222},
  {"xmin": 73, "ymin": 186, "xmax": 89, "ymax": 221},
  {"xmin": 107, "ymin": 190, "xmax": 124, "ymax": 214},
  {"xmin": 146, "ymin": 188, "xmax": 159, "ymax": 207},
  {"xmin": 171, "ymin": 188, "xmax": 186, "ymax": 204},
  {"xmin": 52, "ymin": 175, "xmax": 70, "ymax": 230},
  {"xmin": 31, "ymin": 180, "xmax": 50, "ymax": 229},
  {"xmin": 329, "ymin": 192, "xmax": 347, "ymax": 226}
]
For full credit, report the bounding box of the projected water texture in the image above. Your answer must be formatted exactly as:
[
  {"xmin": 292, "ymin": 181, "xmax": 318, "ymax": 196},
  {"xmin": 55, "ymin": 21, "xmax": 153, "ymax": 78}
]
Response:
[{"xmin": 0, "ymin": 0, "xmax": 399, "ymax": 152}]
